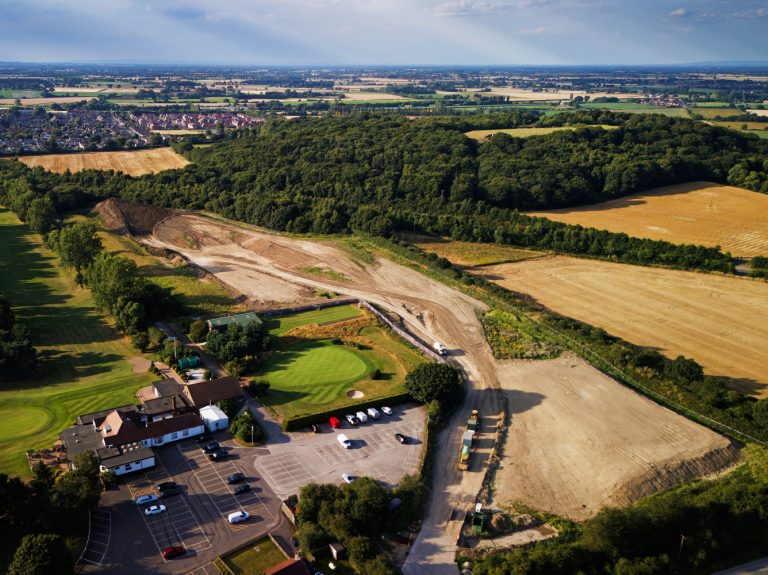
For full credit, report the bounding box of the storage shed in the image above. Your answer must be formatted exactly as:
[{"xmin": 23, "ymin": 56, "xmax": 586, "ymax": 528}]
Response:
[
  {"xmin": 178, "ymin": 355, "xmax": 201, "ymax": 370},
  {"xmin": 199, "ymin": 405, "xmax": 229, "ymax": 432},
  {"xmin": 207, "ymin": 312, "xmax": 262, "ymax": 333}
]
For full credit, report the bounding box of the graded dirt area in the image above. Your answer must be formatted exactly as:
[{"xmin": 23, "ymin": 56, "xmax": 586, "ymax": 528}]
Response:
[
  {"xmin": 479, "ymin": 256, "xmax": 768, "ymax": 396},
  {"xmin": 497, "ymin": 355, "xmax": 737, "ymax": 520},
  {"xmin": 18, "ymin": 147, "xmax": 189, "ymax": 176},
  {"xmin": 525, "ymin": 181, "xmax": 768, "ymax": 258},
  {"xmin": 116, "ymin": 206, "xmax": 738, "ymax": 574}
]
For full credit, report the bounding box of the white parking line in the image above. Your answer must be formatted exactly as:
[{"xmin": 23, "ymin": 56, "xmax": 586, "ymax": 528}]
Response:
[{"xmin": 80, "ymin": 509, "xmax": 112, "ymax": 565}]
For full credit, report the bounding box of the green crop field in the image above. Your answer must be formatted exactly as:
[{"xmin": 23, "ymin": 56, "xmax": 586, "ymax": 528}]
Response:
[
  {"xmin": 259, "ymin": 306, "xmax": 425, "ymax": 419},
  {"xmin": 0, "ymin": 208, "xmax": 154, "ymax": 477},
  {"xmin": 691, "ymin": 107, "xmax": 746, "ymax": 119}
]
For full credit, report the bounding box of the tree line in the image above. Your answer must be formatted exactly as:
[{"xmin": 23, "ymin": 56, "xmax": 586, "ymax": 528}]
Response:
[{"xmin": 0, "ymin": 294, "xmax": 36, "ymax": 378}]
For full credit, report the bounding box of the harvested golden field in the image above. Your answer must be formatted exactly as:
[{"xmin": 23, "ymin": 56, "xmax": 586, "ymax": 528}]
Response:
[
  {"xmin": 405, "ymin": 234, "xmax": 543, "ymax": 266},
  {"xmin": 18, "ymin": 147, "xmax": 189, "ymax": 176},
  {"xmin": 748, "ymin": 109, "xmax": 768, "ymax": 117},
  {"xmin": 692, "ymin": 107, "xmax": 747, "ymax": 119},
  {"xmin": 706, "ymin": 121, "xmax": 768, "ymax": 131},
  {"xmin": 526, "ymin": 182, "xmax": 768, "ymax": 258},
  {"xmin": 476, "ymin": 256, "xmax": 768, "ymax": 396},
  {"xmin": 464, "ymin": 124, "xmax": 617, "ymax": 140},
  {"xmin": 0, "ymin": 96, "xmax": 95, "ymax": 106}
]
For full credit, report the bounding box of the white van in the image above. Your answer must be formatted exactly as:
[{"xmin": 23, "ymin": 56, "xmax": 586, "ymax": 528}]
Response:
[
  {"xmin": 337, "ymin": 434, "xmax": 352, "ymax": 449},
  {"xmin": 367, "ymin": 407, "xmax": 381, "ymax": 420},
  {"xmin": 227, "ymin": 510, "xmax": 250, "ymax": 524},
  {"xmin": 355, "ymin": 410, "xmax": 368, "ymax": 423}
]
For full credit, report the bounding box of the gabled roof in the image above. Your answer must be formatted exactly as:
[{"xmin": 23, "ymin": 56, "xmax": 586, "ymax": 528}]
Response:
[
  {"xmin": 183, "ymin": 376, "xmax": 243, "ymax": 407},
  {"xmin": 207, "ymin": 312, "xmax": 262, "ymax": 330},
  {"xmin": 264, "ymin": 558, "xmax": 310, "ymax": 575}
]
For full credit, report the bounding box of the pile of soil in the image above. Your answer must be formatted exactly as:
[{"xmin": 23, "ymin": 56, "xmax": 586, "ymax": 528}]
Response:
[{"xmin": 96, "ymin": 198, "xmax": 175, "ymax": 237}]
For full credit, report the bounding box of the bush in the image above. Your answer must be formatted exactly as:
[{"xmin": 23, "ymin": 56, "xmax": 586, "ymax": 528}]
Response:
[
  {"xmin": 131, "ymin": 331, "xmax": 150, "ymax": 352},
  {"xmin": 188, "ymin": 319, "xmax": 209, "ymax": 343},
  {"xmin": 370, "ymin": 368, "xmax": 382, "ymax": 380},
  {"xmin": 230, "ymin": 411, "xmax": 263, "ymax": 444},
  {"xmin": 248, "ymin": 379, "xmax": 270, "ymax": 397}
]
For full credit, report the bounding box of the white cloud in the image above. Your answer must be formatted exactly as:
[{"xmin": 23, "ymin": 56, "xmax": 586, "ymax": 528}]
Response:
[{"xmin": 669, "ymin": 7, "xmax": 688, "ymax": 17}]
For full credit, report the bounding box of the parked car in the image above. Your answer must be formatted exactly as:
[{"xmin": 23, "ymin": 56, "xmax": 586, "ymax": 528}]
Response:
[
  {"xmin": 310, "ymin": 424, "xmax": 321, "ymax": 433},
  {"xmin": 394, "ymin": 433, "xmax": 407, "ymax": 444},
  {"xmin": 233, "ymin": 484, "xmax": 251, "ymax": 495},
  {"xmin": 367, "ymin": 407, "xmax": 381, "ymax": 420},
  {"xmin": 201, "ymin": 441, "xmax": 220, "ymax": 453},
  {"xmin": 161, "ymin": 546, "xmax": 186, "ymax": 560},
  {"xmin": 196, "ymin": 433, "xmax": 213, "ymax": 444},
  {"xmin": 159, "ymin": 487, "xmax": 180, "ymax": 499},
  {"xmin": 329, "ymin": 417, "xmax": 342, "ymax": 428},
  {"xmin": 156, "ymin": 481, "xmax": 176, "ymax": 491},
  {"xmin": 208, "ymin": 450, "xmax": 230, "ymax": 461},
  {"xmin": 337, "ymin": 434, "xmax": 352, "ymax": 449},
  {"xmin": 355, "ymin": 410, "xmax": 368, "ymax": 423},
  {"xmin": 227, "ymin": 472, "xmax": 245, "ymax": 484},
  {"xmin": 144, "ymin": 504, "xmax": 167, "ymax": 517},
  {"xmin": 341, "ymin": 473, "xmax": 355, "ymax": 484},
  {"xmin": 135, "ymin": 494, "xmax": 158, "ymax": 506},
  {"xmin": 227, "ymin": 510, "xmax": 250, "ymax": 524},
  {"xmin": 345, "ymin": 414, "xmax": 360, "ymax": 425},
  {"xmin": 381, "ymin": 406, "xmax": 393, "ymax": 416}
]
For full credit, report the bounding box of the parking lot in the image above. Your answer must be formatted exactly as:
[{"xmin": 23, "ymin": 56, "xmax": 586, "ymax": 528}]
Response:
[
  {"xmin": 124, "ymin": 458, "xmax": 212, "ymax": 558},
  {"xmin": 80, "ymin": 509, "xmax": 111, "ymax": 566},
  {"xmin": 254, "ymin": 403, "xmax": 426, "ymax": 499},
  {"xmin": 177, "ymin": 440, "xmax": 274, "ymax": 530}
]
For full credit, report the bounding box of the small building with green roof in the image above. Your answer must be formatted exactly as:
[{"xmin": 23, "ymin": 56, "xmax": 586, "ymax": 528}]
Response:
[{"xmin": 206, "ymin": 312, "xmax": 262, "ymax": 333}]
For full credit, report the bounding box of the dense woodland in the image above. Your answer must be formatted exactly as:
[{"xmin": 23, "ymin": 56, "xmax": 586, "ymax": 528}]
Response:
[{"xmin": 1, "ymin": 110, "xmax": 766, "ymax": 273}]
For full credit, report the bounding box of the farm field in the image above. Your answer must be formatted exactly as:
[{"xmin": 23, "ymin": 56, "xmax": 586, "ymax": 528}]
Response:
[
  {"xmin": 476, "ymin": 255, "xmax": 768, "ymax": 396},
  {"xmin": 18, "ymin": 147, "xmax": 190, "ymax": 176},
  {"xmin": 0, "ymin": 208, "xmax": 153, "ymax": 477},
  {"xmin": 526, "ymin": 182, "xmax": 768, "ymax": 258},
  {"xmin": 692, "ymin": 107, "xmax": 749, "ymax": 119},
  {"xmin": 404, "ymin": 234, "xmax": 544, "ymax": 266},
  {"xmin": 259, "ymin": 305, "xmax": 425, "ymax": 419},
  {"xmin": 496, "ymin": 354, "xmax": 736, "ymax": 520},
  {"xmin": 464, "ymin": 124, "xmax": 617, "ymax": 140}
]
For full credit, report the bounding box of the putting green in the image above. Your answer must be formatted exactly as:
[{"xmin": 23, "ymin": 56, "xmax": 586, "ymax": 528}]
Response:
[
  {"xmin": 0, "ymin": 407, "xmax": 54, "ymax": 442},
  {"xmin": 265, "ymin": 343, "xmax": 368, "ymax": 387}
]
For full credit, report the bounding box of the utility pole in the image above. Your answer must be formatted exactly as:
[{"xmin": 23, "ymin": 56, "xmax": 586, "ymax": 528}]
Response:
[
  {"xmin": 679, "ymin": 533, "xmax": 687, "ymax": 559},
  {"xmin": 250, "ymin": 425, "xmax": 254, "ymax": 445},
  {"xmin": 169, "ymin": 336, "xmax": 178, "ymax": 360}
]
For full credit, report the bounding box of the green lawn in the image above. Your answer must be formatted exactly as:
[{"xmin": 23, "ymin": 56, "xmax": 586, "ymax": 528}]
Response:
[
  {"xmin": 223, "ymin": 537, "xmax": 286, "ymax": 575},
  {"xmin": 259, "ymin": 306, "xmax": 425, "ymax": 419},
  {"xmin": 0, "ymin": 208, "xmax": 154, "ymax": 477},
  {"xmin": 264, "ymin": 304, "xmax": 362, "ymax": 336}
]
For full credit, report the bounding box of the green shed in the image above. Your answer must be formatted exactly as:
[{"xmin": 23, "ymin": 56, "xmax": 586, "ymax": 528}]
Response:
[
  {"xmin": 178, "ymin": 355, "xmax": 201, "ymax": 370},
  {"xmin": 206, "ymin": 312, "xmax": 262, "ymax": 333}
]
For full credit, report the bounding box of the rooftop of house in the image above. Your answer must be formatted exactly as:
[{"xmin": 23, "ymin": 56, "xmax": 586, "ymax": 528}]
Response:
[
  {"xmin": 153, "ymin": 379, "xmax": 182, "ymax": 398},
  {"xmin": 207, "ymin": 312, "xmax": 262, "ymax": 330},
  {"xmin": 264, "ymin": 558, "xmax": 311, "ymax": 575},
  {"xmin": 141, "ymin": 394, "xmax": 190, "ymax": 416},
  {"xmin": 96, "ymin": 443, "xmax": 154, "ymax": 468},
  {"xmin": 183, "ymin": 376, "xmax": 243, "ymax": 407}
]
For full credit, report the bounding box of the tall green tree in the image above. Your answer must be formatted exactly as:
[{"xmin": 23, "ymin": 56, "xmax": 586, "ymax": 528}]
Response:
[
  {"xmin": 7, "ymin": 534, "xmax": 73, "ymax": 575},
  {"xmin": 46, "ymin": 221, "xmax": 103, "ymax": 286}
]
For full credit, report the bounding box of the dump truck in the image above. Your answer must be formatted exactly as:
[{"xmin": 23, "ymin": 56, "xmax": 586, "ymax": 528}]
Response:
[
  {"xmin": 462, "ymin": 430, "xmax": 476, "ymax": 449},
  {"xmin": 471, "ymin": 508, "xmax": 486, "ymax": 534},
  {"xmin": 459, "ymin": 445, "xmax": 471, "ymax": 471},
  {"xmin": 467, "ymin": 409, "xmax": 480, "ymax": 433}
]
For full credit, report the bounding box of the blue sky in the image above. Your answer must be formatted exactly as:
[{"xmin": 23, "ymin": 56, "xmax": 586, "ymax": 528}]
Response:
[{"xmin": 1, "ymin": 0, "xmax": 767, "ymax": 65}]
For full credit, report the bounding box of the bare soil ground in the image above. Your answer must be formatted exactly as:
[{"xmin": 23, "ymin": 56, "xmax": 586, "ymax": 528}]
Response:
[
  {"xmin": 497, "ymin": 355, "xmax": 736, "ymax": 520},
  {"xmin": 479, "ymin": 256, "xmax": 768, "ymax": 396},
  {"xmin": 525, "ymin": 181, "xmax": 768, "ymax": 258},
  {"xmin": 113, "ymin": 206, "xmax": 737, "ymax": 573},
  {"xmin": 18, "ymin": 147, "xmax": 189, "ymax": 176}
]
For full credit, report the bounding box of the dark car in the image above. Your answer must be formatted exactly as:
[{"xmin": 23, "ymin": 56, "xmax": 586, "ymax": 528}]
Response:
[
  {"xmin": 161, "ymin": 545, "xmax": 186, "ymax": 560},
  {"xmin": 196, "ymin": 433, "xmax": 213, "ymax": 444},
  {"xmin": 310, "ymin": 424, "xmax": 321, "ymax": 433},
  {"xmin": 227, "ymin": 472, "xmax": 245, "ymax": 484},
  {"xmin": 159, "ymin": 487, "xmax": 180, "ymax": 499},
  {"xmin": 201, "ymin": 441, "xmax": 220, "ymax": 453},
  {"xmin": 156, "ymin": 481, "xmax": 176, "ymax": 491},
  {"xmin": 208, "ymin": 450, "xmax": 230, "ymax": 461},
  {"xmin": 233, "ymin": 484, "xmax": 251, "ymax": 495},
  {"xmin": 394, "ymin": 433, "xmax": 407, "ymax": 444}
]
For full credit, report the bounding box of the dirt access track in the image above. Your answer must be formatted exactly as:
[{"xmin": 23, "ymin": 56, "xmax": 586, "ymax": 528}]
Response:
[{"xmin": 107, "ymin": 201, "xmax": 736, "ymax": 574}]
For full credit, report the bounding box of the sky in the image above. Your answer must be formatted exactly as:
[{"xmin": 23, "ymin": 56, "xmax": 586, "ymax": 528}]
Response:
[{"xmin": 0, "ymin": 0, "xmax": 767, "ymax": 66}]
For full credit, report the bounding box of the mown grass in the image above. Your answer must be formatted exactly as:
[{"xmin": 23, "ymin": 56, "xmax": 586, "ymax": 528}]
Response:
[
  {"xmin": 263, "ymin": 304, "xmax": 362, "ymax": 337},
  {"xmin": 223, "ymin": 537, "xmax": 286, "ymax": 575},
  {"xmin": 77, "ymin": 214, "xmax": 237, "ymax": 318},
  {"xmin": 464, "ymin": 124, "xmax": 618, "ymax": 140},
  {"xmin": 259, "ymin": 306, "xmax": 424, "ymax": 419},
  {"xmin": 404, "ymin": 234, "xmax": 544, "ymax": 267},
  {"xmin": 0, "ymin": 208, "xmax": 154, "ymax": 477},
  {"xmin": 692, "ymin": 107, "xmax": 748, "ymax": 119}
]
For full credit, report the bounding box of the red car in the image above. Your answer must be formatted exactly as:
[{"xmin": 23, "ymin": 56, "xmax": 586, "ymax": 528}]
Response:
[
  {"xmin": 161, "ymin": 546, "xmax": 186, "ymax": 560},
  {"xmin": 329, "ymin": 417, "xmax": 341, "ymax": 429}
]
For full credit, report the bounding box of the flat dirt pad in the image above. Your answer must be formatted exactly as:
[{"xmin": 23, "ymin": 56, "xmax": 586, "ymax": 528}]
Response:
[
  {"xmin": 526, "ymin": 181, "xmax": 768, "ymax": 258},
  {"xmin": 18, "ymin": 147, "xmax": 189, "ymax": 176},
  {"xmin": 479, "ymin": 256, "xmax": 768, "ymax": 396},
  {"xmin": 496, "ymin": 355, "xmax": 735, "ymax": 520}
]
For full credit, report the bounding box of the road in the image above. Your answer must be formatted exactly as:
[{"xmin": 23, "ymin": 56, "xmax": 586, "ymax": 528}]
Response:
[{"xmin": 713, "ymin": 558, "xmax": 768, "ymax": 575}]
